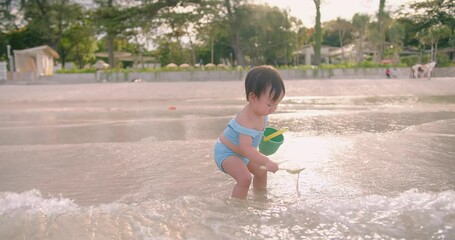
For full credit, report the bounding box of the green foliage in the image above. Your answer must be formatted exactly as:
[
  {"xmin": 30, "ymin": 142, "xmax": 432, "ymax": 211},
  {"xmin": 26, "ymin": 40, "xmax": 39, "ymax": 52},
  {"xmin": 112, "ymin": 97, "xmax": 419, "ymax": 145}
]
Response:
[
  {"xmin": 400, "ymin": 0, "xmax": 454, "ymax": 48},
  {"xmin": 5, "ymin": 27, "xmax": 47, "ymax": 51},
  {"xmin": 57, "ymin": 65, "xmax": 243, "ymax": 74},
  {"xmin": 323, "ymin": 18, "xmax": 353, "ymax": 48},
  {"xmin": 155, "ymin": 39, "xmax": 188, "ymax": 66},
  {"xmin": 317, "ymin": 61, "xmax": 406, "ymax": 69},
  {"xmin": 436, "ymin": 53, "xmax": 453, "ymax": 67},
  {"xmin": 241, "ymin": 4, "xmax": 293, "ymax": 65},
  {"xmin": 57, "ymin": 6, "xmax": 97, "ymax": 68},
  {"xmin": 400, "ymin": 56, "xmax": 418, "ymax": 66},
  {"xmin": 0, "ymin": 33, "xmax": 6, "ymax": 61},
  {"xmin": 56, "ymin": 68, "xmax": 98, "ymax": 74},
  {"xmin": 2, "ymin": 0, "xmax": 453, "ymax": 71}
]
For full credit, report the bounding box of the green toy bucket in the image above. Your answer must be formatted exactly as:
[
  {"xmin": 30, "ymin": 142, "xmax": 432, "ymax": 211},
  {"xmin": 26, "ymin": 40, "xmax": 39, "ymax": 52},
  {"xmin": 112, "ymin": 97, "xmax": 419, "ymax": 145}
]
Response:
[{"xmin": 259, "ymin": 127, "xmax": 284, "ymax": 156}]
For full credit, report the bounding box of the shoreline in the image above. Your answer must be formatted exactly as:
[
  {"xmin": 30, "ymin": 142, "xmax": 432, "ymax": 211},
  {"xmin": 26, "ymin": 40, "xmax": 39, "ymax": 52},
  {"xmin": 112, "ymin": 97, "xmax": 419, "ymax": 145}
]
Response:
[{"xmin": 0, "ymin": 78, "xmax": 455, "ymax": 103}]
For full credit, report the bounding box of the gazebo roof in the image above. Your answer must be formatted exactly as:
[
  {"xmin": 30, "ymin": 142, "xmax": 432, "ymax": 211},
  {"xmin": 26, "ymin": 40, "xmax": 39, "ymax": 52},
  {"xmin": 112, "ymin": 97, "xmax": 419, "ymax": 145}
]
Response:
[{"xmin": 13, "ymin": 45, "xmax": 59, "ymax": 59}]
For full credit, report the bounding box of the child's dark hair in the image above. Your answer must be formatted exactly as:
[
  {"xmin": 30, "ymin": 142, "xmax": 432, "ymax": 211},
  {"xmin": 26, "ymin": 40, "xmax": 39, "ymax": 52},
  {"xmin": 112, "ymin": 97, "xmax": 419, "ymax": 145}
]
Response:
[{"xmin": 245, "ymin": 65, "xmax": 285, "ymax": 101}]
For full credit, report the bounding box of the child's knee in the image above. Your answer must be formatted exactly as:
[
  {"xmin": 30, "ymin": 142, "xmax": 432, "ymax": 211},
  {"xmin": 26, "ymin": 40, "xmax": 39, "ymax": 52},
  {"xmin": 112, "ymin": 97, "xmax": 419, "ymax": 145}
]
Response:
[{"xmin": 237, "ymin": 174, "xmax": 252, "ymax": 187}]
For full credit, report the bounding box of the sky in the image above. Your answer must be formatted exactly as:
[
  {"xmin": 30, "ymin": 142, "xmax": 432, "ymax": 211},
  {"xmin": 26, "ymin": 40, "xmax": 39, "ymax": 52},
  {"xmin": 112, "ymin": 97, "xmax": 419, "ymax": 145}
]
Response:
[{"xmin": 256, "ymin": 0, "xmax": 412, "ymax": 27}]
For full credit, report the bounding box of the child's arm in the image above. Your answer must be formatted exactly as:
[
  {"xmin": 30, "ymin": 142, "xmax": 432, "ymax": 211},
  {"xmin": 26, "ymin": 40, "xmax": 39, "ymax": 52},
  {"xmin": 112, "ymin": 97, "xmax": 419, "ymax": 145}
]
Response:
[{"xmin": 237, "ymin": 134, "xmax": 272, "ymax": 165}]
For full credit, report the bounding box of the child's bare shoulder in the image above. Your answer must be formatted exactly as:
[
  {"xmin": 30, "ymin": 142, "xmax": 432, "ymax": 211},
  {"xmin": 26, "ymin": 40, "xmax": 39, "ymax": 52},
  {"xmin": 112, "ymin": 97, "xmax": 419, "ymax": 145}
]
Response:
[
  {"xmin": 235, "ymin": 111, "xmax": 251, "ymax": 128},
  {"xmin": 236, "ymin": 111, "xmax": 262, "ymax": 130}
]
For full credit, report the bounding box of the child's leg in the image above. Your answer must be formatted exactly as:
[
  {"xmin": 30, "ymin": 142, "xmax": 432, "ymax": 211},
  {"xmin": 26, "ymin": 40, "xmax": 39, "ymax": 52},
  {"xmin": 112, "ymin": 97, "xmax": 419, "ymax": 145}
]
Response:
[
  {"xmin": 248, "ymin": 161, "xmax": 268, "ymax": 191},
  {"xmin": 222, "ymin": 156, "xmax": 252, "ymax": 199}
]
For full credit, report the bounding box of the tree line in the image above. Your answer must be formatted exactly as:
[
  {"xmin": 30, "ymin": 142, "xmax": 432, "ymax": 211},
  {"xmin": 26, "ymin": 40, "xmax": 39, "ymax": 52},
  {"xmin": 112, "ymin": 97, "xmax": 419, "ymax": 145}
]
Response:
[{"xmin": 0, "ymin": 0, "xmax": 453, "ymax": 69}]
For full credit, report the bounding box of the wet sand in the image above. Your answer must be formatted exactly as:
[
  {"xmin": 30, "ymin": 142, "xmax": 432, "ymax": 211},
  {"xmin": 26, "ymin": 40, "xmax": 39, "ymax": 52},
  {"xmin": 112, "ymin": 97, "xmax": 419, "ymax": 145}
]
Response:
[{"xmin": 1, "ymin": 78, "xmax": 455, "ymax": 103}]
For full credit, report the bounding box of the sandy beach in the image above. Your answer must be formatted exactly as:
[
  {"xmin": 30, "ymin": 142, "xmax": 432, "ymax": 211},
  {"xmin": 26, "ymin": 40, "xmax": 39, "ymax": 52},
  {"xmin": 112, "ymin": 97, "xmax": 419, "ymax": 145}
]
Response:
[{"xmin": 1, "ymin": 78, "xmax": 455, "ymax": 103}]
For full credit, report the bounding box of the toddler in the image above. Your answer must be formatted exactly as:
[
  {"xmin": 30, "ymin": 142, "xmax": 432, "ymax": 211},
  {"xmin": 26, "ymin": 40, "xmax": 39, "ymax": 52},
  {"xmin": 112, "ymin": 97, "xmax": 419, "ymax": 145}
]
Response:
[{"xmin": 214, "ymin": 65, "xmax": 286, "ymax": 199}]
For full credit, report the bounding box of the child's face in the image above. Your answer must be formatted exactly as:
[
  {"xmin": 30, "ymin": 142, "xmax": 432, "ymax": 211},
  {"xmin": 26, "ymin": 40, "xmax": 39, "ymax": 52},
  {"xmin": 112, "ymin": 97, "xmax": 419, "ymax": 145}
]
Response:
[{"xmin": 249, "ymin": 87, "xmax": 284, "ymax": 116}]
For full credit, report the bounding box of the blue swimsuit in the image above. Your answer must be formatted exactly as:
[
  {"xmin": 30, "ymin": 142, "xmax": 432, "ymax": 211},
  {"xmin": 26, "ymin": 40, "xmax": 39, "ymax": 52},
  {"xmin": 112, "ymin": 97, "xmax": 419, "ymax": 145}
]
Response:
[{"xmin": 214, "ymin": 116, "xmax": 267, "ymax": 172}]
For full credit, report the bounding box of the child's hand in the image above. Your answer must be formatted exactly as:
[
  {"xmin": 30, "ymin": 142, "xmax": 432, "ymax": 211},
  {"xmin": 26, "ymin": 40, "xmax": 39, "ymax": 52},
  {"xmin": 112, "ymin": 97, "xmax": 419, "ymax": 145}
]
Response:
[{"xmin": 265, "ymin": 160, "xmax": 279, "ymax": 173}]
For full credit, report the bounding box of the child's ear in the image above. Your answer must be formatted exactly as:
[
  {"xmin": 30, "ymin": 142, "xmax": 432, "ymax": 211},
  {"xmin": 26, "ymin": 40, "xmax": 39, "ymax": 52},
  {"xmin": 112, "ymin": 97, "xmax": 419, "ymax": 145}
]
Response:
[{"xmin": 248, "ymin": 92, "xmax": 256, "ymax": 102}]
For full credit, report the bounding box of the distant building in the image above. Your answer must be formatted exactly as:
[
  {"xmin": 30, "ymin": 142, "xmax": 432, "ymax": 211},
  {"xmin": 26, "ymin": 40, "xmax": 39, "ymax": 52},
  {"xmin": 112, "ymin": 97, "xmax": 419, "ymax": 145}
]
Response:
[
  {"xmin": 13, "ymin": 45, "xmax": 59, "ymax": 80},
  {"xmin": 294, "ymin": 44, "xmax": 362, "ymax": 65}
]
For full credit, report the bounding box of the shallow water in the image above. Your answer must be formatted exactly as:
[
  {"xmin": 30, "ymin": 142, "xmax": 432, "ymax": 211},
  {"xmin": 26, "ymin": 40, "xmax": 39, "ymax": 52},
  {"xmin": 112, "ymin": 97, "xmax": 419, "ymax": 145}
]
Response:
[{"xmin": 1, "ymin": 83, "xmax": 455, "ymax": 239}]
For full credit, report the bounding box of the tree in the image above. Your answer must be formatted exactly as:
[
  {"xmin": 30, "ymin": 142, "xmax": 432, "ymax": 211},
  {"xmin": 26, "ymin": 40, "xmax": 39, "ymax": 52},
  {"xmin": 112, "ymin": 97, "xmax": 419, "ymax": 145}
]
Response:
[
  {"xmin": 289, "ymin": 16, "xmax": 308, "ymax": 65},
  {"xmin": 3, "ymin": 26, "xmax": 46, "ymax": 53},
  {"xmin": 197, "ymin": 18, "xmax": 233, "ymax": 66},
  {"xmin": 323, "ymin": 17, "xmax": 352, "ymax": 63},
  {"xmin": 243, "ymin": 4, "xmax": 292, "ymax": 65},
  {"xmin": 157, "ymin": 1, "xmax": 214, "ymax": 65},
  {"xmin": 407, "ymin": 0, "xmax": 455, "ymax": 28},
  {"xmin": 155, "ymin": 37, "xmax": 187, "ymax": 65},
  {"xmin": 0, "ymin": 0, "xmax": 21, "ymax": 32},
  {"xmin": 1, "ymin": 0, "xmax": 96, "ymax": 67},
  {"xmin": 65, "ymin": 18, "xmax": 98, "ymax": 68},
  {"xmin": 352, "ymin": 13, "xmax": 370, "ymax": 63},
  {"xmin": 399, "ymin": 0, "xmax": 454, "ymax": 63},
  {"xmin": 92, "ymin": 0, "xmax": 201, "ymax": 68},
  {"xmin": 196, "ymin": 1, "xmax": 294, "ymax": 67},
  {"xmin": 369, "ymin": 7, "xmax": 392, "ymax": 62},
  {"xmin": 386, "ymin": 21, "xmax": 405, "ymax": 63},
  {"xmin": 2, "ymin": 0, "xmax": 86, "ymax": 51},
  {"xmin": 53, "ymin": 3, "xmax": 92, "ymax": 68},
  {"xmin": 312, "ymin": 0, "xmax": 322, "ymax": 65},
  {"xmin": 377, "ymin": 0, "xmax": 387, "ymax": 61},
  {"xmin": 224, "ymin": 0, "xmax": 247, "ymax": 67},
  {"xmin": 414, "ymin": 25, "xmax": 451, "ymax": 63}
]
